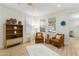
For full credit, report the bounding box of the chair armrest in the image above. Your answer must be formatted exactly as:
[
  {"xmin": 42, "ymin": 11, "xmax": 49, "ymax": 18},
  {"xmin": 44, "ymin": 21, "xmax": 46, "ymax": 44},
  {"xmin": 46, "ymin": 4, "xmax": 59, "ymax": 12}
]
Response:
[{"xmin": 52, "ymin": 37, "xmax": 56, "ymax": 39}]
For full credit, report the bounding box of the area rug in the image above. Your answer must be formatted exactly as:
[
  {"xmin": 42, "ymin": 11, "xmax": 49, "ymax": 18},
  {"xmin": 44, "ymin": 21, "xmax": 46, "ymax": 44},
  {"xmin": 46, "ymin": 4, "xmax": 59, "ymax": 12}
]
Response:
[{"xmin": 26, "ymin": 44, "xmax": 59, "ymax": 56}]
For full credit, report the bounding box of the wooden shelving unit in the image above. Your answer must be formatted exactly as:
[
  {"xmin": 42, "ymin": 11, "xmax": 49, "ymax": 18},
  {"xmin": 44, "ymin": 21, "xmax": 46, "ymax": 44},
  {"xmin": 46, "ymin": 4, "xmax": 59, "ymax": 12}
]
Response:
[{"xmin": 4, "ymin": 24, "xmax": 23, "ymax": 48}]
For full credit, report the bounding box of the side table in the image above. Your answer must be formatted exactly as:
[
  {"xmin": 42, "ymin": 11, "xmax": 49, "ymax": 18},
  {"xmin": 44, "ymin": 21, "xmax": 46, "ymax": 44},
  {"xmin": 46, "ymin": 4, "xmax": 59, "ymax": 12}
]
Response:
[{"xmin": 45, "ymin": 39, "xmax": 51, "ymax": 44}]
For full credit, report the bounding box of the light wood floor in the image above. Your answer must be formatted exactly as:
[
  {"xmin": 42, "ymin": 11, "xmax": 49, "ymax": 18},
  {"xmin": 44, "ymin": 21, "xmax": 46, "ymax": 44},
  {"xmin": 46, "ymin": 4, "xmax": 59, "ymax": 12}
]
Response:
[{"xmin": 0, "ymin": 38, "xmax": 79, "ymax": 56}]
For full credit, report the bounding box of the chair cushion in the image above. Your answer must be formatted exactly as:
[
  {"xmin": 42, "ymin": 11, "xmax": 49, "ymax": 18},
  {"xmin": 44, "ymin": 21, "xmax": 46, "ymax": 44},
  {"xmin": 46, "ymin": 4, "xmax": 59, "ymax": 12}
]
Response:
[
  {"xmin": 56, "ymin": 35, "xmax": 61, "ymax": 40},
  {"xmin": 37, "ymin": 33, "xmax": 41, "ymax": 36}
]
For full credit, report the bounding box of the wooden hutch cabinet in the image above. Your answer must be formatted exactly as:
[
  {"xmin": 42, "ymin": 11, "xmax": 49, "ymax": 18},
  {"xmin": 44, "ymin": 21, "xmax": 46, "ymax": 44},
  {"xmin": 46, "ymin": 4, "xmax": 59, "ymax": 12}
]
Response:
[{"xmin": 4, "ymin": 24, "xmax": 23, "ymax": 48}]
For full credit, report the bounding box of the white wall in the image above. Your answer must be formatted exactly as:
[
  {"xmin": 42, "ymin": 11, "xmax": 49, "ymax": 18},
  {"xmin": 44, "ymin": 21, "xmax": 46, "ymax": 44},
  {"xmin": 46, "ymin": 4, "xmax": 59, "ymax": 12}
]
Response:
[
  {"xmin": 68, "ymin": 14, "xmax": 79, "ymax": 38},
  {"xmin": 57, "ymin": 12, "xmax": 79, "ymax": 42},
  {"xmin": 56, "ymin": 16, "xmax": 70, "ymax": 43},
  {"xmin": 25, "ymin": 8, "xmax": 79, "ymax": 44},
  {"xmin": 37, "ymin": 8, "xmax": 79, "ymax": 44},
  {"xmin": 25, "ymin": 15, "xmax": 40, "ymax": 41},
  {"xmin": 0, "ymin": 5, "xmax": 26, "ymax": 48}
]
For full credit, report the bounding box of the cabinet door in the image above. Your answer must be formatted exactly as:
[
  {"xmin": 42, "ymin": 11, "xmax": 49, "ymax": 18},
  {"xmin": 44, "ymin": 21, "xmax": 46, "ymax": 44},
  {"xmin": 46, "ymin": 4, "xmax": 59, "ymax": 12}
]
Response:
[{"xmin": 7, "ymin": 38, "xmax": 22, "ymax": 46}]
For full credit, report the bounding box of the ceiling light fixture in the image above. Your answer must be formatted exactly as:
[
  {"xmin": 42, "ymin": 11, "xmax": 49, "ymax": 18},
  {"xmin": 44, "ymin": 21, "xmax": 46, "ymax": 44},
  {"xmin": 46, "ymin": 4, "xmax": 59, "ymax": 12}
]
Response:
[
  {"xmin": 57, "ymin": 4, "xmax": 61, "ymax": 7},
  {"xmin": 27, "ymin": 3, "xmax": 38, "ymax": 11}
]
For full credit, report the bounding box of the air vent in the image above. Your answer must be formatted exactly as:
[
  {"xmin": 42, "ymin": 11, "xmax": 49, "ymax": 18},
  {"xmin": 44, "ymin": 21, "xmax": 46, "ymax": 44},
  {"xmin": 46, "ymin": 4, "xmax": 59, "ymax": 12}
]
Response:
[{"xmin": 27, "ymin": 3, "xmax": 32, "ymax": 6}]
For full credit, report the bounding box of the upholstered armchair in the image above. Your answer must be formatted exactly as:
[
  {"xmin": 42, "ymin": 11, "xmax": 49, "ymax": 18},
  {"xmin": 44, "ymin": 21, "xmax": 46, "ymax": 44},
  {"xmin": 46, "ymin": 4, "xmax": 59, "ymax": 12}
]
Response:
[
  {"xmin": 35, "ymin": 32, "xmax": 44, "ymax": 43},
  {"xmin": 51, "ymin": 34, "xmax": 64, "ymax": 47}
]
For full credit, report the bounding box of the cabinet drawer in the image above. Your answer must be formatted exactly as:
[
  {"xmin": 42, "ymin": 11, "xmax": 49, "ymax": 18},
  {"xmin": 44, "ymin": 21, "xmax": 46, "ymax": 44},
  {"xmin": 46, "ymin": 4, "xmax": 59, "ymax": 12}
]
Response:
[{"xmin": 7, "ymin": 38, "xmax": 23, "ymax": 46}]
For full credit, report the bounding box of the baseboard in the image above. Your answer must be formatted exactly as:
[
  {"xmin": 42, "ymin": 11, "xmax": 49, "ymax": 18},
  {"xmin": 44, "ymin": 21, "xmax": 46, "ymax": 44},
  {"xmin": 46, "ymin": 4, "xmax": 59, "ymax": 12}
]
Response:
[{"xmin": 23, "ymin": 39, "xmax": 31, "ymax": 43}]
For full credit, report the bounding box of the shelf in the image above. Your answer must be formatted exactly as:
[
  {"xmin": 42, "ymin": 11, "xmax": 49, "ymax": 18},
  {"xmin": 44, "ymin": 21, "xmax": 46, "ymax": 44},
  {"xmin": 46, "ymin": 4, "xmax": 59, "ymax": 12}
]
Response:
[
  {"xmin": 7, "ymin": 33, "xmax": 22, "ymax": 36},
  {"xmin": 6, "ymin": 29, "xmax": 22, "ymax": 31},
  {"xmin": 6, "ymin": 24, "xmax": 23, "ymax": 26},
  {"xmin": 6, "ymin": 37, "xmax": 23, "ymax": 40}
]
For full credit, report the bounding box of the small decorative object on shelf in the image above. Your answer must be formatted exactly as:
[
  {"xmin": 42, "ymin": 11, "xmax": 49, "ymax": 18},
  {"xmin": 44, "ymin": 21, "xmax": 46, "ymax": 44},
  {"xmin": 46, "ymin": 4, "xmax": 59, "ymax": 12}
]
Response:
[
  {"xmin": 6, "ymin": 19, "xmax": 12, "ymax": 24},
  {"xmin": 11, "ymin": 19, "xmax": 17, "ymax": 24},
  {"xmin": 14, "ymin": 31, "xmax": 17, "ymax": 34},
  {"xmin": 14, "ymin": 26, "xmax": 17, "ymax": 30},
  {"xmin": 6, "ymin": 18, "xmax": 17, "ymax": 24},
  {"xmin": 18, "ymin": 21, "xmax": 22, "ymax": 25}
]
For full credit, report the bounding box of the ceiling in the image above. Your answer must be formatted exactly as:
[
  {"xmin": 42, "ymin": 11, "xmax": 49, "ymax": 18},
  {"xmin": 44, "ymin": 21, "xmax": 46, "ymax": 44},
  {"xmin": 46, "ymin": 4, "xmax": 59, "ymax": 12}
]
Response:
[{"xmin": 2, "ymin": 3, "xmax": 79, "ymax": 16}]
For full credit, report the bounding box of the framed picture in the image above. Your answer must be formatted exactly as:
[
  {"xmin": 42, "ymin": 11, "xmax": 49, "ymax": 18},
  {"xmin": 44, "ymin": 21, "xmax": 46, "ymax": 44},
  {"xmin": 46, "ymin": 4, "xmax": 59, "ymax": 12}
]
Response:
[
  {"xmin": 48, "ymin": 17, "xmax": 56, "ymax": 26},
  {"xmin": 48, "ymin": 17, "xmax": 56, "ymax": 33}
]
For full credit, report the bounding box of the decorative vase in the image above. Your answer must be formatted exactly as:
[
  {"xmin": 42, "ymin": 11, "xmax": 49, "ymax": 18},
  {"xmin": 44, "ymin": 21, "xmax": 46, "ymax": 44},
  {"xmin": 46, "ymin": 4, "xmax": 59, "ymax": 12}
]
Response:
[{"xmin": 18, "ymin": 21, "xmax": 21, "ymax": 25}]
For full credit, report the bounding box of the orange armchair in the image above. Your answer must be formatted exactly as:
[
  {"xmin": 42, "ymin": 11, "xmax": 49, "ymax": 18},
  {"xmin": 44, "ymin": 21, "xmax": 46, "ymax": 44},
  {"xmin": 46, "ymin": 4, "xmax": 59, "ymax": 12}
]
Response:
[
  {"xmin": 51, "ymin": 34, "xmax": 64, "ymax": 47},
  {"xmin": 35, "ymin": 32, "xmax": 44, "ymax": 43}
]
